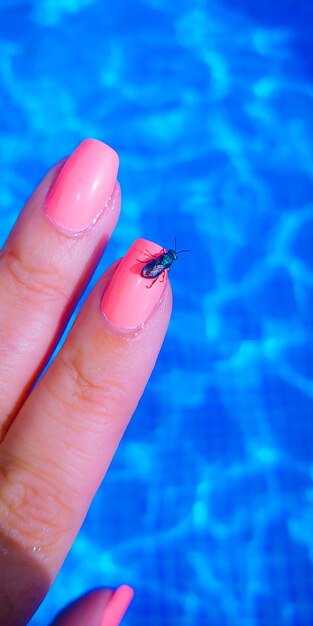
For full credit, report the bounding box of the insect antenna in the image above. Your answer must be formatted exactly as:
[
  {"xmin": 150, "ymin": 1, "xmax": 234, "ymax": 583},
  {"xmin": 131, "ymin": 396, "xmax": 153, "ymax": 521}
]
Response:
[{"xmin": 173, "ymin": 236, "xmax": 190, "ymax": 255}]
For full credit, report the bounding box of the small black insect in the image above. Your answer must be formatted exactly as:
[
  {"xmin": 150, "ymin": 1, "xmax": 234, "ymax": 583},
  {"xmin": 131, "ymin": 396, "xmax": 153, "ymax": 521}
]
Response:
[{"xmin": 138, "ymin": 239, "xmax": 190, "ymax": 288}]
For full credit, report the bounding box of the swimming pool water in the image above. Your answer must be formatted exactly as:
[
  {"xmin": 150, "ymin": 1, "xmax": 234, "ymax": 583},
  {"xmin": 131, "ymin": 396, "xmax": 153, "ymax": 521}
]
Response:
[{"xmin": 0, "ymin": 1, "xmax": 313, "ymax": 624}]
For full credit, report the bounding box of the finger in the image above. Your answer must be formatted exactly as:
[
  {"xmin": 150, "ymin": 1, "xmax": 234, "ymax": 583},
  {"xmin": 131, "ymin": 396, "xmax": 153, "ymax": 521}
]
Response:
[
  {"xmin": 0, "ymin": 239, "xmax": 171, "ymax": 621},
  {"xmin": 51, "ymin": 586, "xmax": 134, "ymax": 626},
  {"xmin": 51, "ymin": 589, "xmax": 113, "ymax": 626},
  {"xmin": 0, "ymin": 138, "xmax": 120, "ymax": 435}
]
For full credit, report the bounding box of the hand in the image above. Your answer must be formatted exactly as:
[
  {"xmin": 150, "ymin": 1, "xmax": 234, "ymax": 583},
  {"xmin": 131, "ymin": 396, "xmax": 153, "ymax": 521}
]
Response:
[{"xmin": 0, "ymin": 139, "xmax": 172, "ymax": 625}]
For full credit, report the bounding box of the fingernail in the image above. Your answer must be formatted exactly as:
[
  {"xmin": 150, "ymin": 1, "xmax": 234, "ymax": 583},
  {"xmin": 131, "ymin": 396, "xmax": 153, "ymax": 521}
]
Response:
[
  {"xmin": 100, "ymin": 585, "xmax": 134, "ymax": 626},
  {"xmin": 102, "ymin": 238, "xmax": 167, "ymax": 329},
  {"xmin": 45, "ymin": 138, "xmax": 119, "ymax": 232}
]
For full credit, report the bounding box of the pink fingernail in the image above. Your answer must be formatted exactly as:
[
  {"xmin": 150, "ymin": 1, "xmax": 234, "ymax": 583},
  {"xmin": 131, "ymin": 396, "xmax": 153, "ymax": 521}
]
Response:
[
  {"xmin": 45, "ymin": 138, "xmax": 119, "ymax": 232},
  {"xmin": 100, "ymin": 585, "xmax": 134, "ymax": 626},
  {"xmin": 102, "ymin": 238, "xmax": 167, "ymax": 329}
]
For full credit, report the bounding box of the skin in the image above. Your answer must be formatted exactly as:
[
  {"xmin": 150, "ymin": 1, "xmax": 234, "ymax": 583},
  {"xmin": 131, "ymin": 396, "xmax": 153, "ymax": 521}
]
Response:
[{"xmin": 0, "ymin": 160, "xmax": 172, "ymax": 625}]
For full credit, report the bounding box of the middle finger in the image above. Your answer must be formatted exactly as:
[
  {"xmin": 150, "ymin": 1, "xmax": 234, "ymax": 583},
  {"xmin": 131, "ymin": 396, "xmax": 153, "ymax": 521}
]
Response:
[{"xmin": 0, "ymin": 138, "xmax": 119, "ymax": 435}]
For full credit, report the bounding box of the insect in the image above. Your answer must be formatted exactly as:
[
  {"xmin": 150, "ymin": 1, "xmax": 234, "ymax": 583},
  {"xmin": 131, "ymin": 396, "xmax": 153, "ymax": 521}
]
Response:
[{"xmin": 138, "ymin": 239, "xmax": 190, "ymax": 288}]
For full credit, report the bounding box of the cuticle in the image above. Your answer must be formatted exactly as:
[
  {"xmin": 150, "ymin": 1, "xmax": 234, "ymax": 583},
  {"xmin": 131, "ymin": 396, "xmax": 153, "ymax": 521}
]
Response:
[
  {"xmin": 100, "ymin": 282, "xmax": 144, "ymax": 339},
  {"xmin": 100, "ymin": 282, "xmax": 166, "ymax": 339},
  {"xmin": 101, "ymin": 306, "xmax": 145, "ymax": 339},
  {"xmin": 44, "ymin": 182, "xmax": 120, "ymax": 239}
]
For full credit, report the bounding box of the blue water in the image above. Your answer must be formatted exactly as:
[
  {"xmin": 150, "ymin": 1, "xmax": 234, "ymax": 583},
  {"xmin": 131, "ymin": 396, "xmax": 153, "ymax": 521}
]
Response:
[{"xmin": 0, "ymin": 1, "xmax": 313, "ymax": 624}]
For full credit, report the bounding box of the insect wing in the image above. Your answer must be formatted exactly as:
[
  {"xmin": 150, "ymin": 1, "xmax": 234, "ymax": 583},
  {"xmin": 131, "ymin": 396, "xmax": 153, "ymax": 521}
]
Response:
[{"xmin": 142, "ymin": 259, "xmax": 165, "ymax": 278}]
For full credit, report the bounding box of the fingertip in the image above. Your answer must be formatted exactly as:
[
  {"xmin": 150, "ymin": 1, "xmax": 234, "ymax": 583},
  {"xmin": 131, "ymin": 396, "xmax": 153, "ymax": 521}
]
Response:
[
  {"xmin": 100, "ymin": 585, "xmax": 134, "ymax": 626},
  {"xmin": 50, "ymin": 588, "xmax": 114, "ymax": 626}
]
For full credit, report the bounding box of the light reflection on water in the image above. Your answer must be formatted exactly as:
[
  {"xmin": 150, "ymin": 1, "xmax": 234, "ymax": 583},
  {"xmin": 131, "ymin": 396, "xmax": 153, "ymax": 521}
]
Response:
[{"xmin": 0, "ymin": 1, "xmax": 312, "ymax": 624}]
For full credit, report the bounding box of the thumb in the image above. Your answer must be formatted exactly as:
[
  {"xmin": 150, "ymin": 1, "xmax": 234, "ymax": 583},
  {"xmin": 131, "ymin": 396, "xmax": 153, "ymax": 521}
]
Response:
[{"xmin": 50, "ymin": 586, "xmax": 134, "ymax": 626}]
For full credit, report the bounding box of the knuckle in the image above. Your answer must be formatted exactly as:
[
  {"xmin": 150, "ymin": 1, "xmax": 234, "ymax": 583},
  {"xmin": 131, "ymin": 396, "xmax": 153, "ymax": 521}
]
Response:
[
  {"xmin": 47, "ymin": 343, "xmax": 130, "ymax": 428},
  {"xmin": 64, "ymin": 348, "xmax": 118, "ymax": 421},
  {"xmin": 3, "ymin": 246, "xmax": 68, "ymax": 305},
  {"xmin": 0, "ymin": 451, "xmax": 76, "ymax": 550},
  {"xmin": 67, "ymin": 347, "xmax": 131, "ymax": 420}
]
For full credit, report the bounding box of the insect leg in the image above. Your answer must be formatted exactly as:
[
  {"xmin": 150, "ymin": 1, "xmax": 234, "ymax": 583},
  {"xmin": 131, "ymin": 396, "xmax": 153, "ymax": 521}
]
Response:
[
  {"xmin": 135, "ymin": 247, "xmax": 156, "ymax": 262},
  {"xmin": 145, "ymin": 274, "xmax": 162, "ymax": 289},
  {"xmin": 136, "ymin": 249, "xmax": 162, "ymax": 264},
  {"xmin": 145, "ymin": 269, "xmax": 168, "ymax": 288},
  {"xmin": 143, "ymin": 247, "xmax": 166, "ymax": 257},
  {"xmin": 144, "ymin": 248, "xmax": 156, "ymax": 257}
]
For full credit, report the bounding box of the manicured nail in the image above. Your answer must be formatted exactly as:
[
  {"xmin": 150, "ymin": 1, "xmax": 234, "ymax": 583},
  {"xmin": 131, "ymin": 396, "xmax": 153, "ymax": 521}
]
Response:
[
  {"xmin": 100, "ymin": 585, "xmax": 134, "ymax": 626},
  {"xmin": 45, "ymin": 138, "xmax": 119, "ymax": 232},
  {"xmin": 102, "ymin": 238, "xmax": 166, "ymax": 329}
]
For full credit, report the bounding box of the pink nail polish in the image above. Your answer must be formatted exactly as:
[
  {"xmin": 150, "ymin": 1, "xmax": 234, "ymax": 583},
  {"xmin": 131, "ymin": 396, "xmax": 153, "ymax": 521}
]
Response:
[
  {"xmin": 102, "ymin": 238, "xmax": 167, "ymax": 329},
  {"xmin": 100, "ymin": 585, "xmax": 134, "ymax": 626},
  {"xmin": 45, "ymin": 138, "xmax": 119, "ymax": 232}
]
